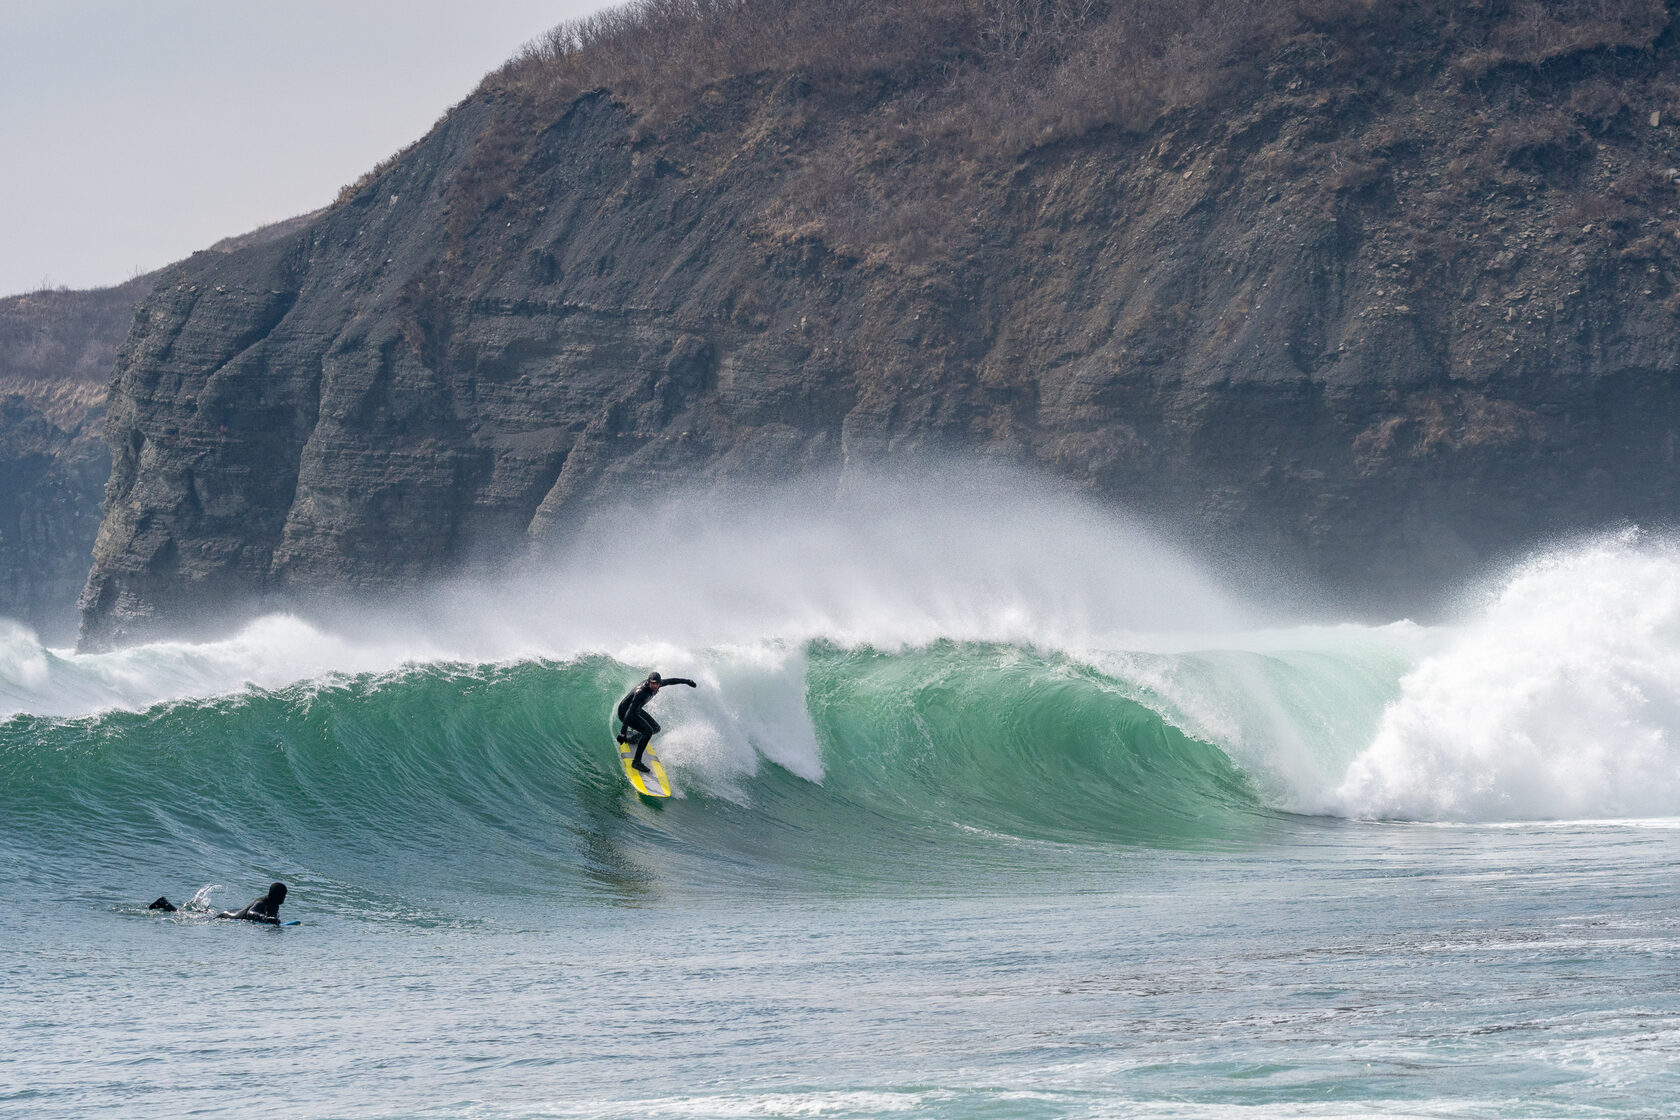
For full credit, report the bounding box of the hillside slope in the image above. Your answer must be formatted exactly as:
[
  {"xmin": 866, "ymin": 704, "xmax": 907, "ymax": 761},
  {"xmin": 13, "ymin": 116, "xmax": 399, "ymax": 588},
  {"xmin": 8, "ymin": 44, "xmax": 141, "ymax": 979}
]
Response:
[{"xmin": 81, "ymin": 0, "xmax": 1680, "ymax": 645}]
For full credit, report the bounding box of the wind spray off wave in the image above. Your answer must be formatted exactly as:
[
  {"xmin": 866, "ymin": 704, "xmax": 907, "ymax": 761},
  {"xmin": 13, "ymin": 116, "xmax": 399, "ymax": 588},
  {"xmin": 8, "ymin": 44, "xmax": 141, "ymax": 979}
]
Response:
[{"xmin": 0, "ymin": 472, "xmax": 1250, "ymax": 721}]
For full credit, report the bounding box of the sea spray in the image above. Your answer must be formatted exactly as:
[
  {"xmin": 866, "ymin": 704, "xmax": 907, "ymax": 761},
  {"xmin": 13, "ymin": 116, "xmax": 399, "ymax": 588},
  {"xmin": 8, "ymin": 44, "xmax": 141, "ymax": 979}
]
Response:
[
  {"xmin": 2, "ymin": 473, "xmax": 1251, "ymax": 722},
  {"xmin": 387, "ymin": 470, "xmax": 1258, "ymax": 659}
]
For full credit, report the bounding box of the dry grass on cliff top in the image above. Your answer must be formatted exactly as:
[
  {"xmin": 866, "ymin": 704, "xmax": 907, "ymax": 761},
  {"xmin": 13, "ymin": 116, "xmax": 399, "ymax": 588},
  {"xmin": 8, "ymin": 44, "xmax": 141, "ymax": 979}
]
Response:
[
  {"xmin": 463, "ymin": 0, "xmax": 1669, "ymax": 270},
  {"xmin": 345, "ymin": 0, "xmax": 1670, "ymax": 273},
  {"xmin": 491, "ymin": 0, "xmax": 1291, "ymax": 150},
  {"xmin": 0, "ymin": 278, "xmax": 154, "ymax": 386},
  {"xmin": 486, "ymin": 0, "xmax": 1668, "ymax": 151}
]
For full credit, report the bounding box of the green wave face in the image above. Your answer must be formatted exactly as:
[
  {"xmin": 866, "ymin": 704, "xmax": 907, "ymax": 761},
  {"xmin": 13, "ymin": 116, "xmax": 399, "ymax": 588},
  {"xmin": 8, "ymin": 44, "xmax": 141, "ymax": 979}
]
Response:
[
  {"xmin": 803, "ymin": 642, "xmax": 1265, "ymax": 840},
  {"xmin": 0, "ymin": 643, "xmax": 1274, "ymax": 901}
]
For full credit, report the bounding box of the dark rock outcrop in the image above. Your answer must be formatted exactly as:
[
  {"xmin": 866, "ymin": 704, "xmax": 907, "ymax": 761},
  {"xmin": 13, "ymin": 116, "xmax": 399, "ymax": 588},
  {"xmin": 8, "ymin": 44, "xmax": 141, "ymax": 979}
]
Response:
[{"xmin": 80, "ymin": 1, "xmax": 1680, "ymax": 645}]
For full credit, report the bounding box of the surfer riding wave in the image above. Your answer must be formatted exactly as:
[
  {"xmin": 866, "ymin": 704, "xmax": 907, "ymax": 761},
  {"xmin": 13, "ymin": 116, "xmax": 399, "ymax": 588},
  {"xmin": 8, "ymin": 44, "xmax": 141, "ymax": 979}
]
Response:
[{"xmin": 616, "ymin": 672, "xmax": 697, "ymax": 772}]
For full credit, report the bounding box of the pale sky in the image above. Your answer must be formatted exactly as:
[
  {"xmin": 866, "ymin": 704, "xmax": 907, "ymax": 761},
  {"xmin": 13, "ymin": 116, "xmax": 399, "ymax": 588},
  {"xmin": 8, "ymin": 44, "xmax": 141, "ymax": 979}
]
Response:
[{"xmin": 0, "ymin": 1, "xmax": 610, "ymax": 297}]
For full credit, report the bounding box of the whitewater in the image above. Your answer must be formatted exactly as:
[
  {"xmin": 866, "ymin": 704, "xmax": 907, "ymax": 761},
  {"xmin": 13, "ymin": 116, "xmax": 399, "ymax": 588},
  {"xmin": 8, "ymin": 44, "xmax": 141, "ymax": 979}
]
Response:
[{"xmin": 3, "ymin": 477, "xmax": 1679, "ymax": 1118}]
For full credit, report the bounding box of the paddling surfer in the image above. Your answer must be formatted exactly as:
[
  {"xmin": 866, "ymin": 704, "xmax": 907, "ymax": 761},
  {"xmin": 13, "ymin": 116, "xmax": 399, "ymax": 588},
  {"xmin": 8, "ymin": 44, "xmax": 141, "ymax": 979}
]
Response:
[
  {"xmin": 616, "ymin": 671, "xmax": 697, "ymax": 772},
  {"xmin": 148, "ymin": 881, "xmax": 289, "ymax": 923},
  {"xmin": 216, "ymin": 882, "xmax": 288, "ymax": 924}
]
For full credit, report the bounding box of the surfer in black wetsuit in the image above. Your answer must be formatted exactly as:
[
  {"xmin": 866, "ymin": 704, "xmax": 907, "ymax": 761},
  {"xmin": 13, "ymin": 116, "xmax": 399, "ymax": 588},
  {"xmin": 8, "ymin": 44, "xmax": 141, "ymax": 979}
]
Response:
[
  {"xmin": 616, "ymin": 671, "xmax": 697, "ymax": 772},
  {"xmin": 216, "ymin": 882, "xmax": 288, "ymax": 924}
]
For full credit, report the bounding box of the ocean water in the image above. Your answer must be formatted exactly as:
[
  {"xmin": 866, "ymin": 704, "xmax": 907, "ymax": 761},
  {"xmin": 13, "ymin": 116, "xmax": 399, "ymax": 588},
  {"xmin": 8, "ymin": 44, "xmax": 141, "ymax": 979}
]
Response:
[{"xmin": 4, "ymin": 483, "xmax": 1679, "ymax": 1118}]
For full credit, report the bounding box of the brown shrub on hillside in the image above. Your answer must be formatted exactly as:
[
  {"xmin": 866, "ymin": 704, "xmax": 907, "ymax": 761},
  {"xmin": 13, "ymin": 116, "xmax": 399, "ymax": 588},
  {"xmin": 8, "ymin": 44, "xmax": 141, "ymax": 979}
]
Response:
[
  {"xmin": 482, "ymin": 0, "xmax": 1667, "ymax": 163},
  {"xmin": 1490, "ymin": 111, "xmax": 1590, "ymax": 172},
  {"xmin": 0, "ymin": 376, "xmax": 107, "ymax": 429},
  {"xmin": 1457, "ymin": 0, "xmax": 1667, "ymax": 76},
  {"xmin": 487, "ymin": 0, "xmax": 1299, "ymax": 147},
  {"xmin": 386, "ymin": 0, "xmax": 1675, "ymax": 268},
  {"xmin": 0, "ymin": 278, "xmax": 153, "ymax": 386}
]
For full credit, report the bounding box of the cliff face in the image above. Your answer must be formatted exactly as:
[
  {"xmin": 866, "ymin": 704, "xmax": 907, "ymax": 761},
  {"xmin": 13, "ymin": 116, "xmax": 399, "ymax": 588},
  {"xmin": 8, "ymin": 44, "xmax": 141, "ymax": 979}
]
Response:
[
  {"xmin": 80, "ymin": 1, "xmax": 1680, "ymax": 645},
  {"xmin": 0, "ymin": 280, "xmax": 149, "ymax": 642},
  {"xmin": 0, "ymin": 213, "xmax": 327, "ymax": 641}
]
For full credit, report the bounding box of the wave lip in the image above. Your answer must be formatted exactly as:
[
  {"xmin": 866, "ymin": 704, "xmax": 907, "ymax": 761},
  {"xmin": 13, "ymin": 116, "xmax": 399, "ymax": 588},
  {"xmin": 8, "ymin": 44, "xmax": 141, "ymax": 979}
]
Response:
[{"xmin": 0, "ymin": 615, "xmax": 436, "ymax": 722}]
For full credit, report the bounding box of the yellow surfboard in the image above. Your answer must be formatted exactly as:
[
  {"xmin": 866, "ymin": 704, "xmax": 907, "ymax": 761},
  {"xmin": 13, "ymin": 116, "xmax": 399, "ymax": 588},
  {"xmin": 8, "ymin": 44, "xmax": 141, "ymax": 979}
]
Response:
[{"xmin": 617, "ymin": 740, "xmax": 672, "ymax": 798}]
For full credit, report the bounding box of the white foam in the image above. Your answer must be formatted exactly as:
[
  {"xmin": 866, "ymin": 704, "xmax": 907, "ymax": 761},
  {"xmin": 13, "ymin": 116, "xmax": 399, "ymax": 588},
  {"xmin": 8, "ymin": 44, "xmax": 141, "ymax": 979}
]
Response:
[
  {"xmin": 1332, "ymin": 530, "xmax": 1680, "ymax": 821},
  {"xmin": 630, "ymin": 641, "xmax": 825, "ymax": 796},
  {"xmin": 0, "ymin": 614, "xmax": 439, "ymax": 721}
]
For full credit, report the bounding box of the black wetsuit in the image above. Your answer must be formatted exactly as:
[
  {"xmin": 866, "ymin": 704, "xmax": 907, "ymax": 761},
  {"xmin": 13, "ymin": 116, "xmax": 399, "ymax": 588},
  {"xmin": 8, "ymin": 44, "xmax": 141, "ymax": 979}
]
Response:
[
  {"xmin": 616, "ymin": 678, "xmax": 697, "ymax": 764},
  {"xmin": 217, "ymin": 883, "xmax": 287, "ymax": 924}
]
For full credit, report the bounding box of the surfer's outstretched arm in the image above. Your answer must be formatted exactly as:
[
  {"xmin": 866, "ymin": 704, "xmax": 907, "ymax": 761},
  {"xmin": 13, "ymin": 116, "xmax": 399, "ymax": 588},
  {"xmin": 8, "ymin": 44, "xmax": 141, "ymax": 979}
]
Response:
[
  {"xmin": 615, "ymin": 674, "xmax": 699, "ymax": 725},
  {"xmin": 614, "ymin": 672, "xmax": 696, "ymax": 772}
]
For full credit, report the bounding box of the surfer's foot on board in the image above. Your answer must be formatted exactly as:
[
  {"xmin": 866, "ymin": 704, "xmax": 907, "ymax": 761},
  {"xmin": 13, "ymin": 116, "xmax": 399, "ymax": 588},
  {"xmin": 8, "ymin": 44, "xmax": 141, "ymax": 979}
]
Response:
[{"xmin": 632, "ymin": 759, "xmax": 651, "ymax": 773}]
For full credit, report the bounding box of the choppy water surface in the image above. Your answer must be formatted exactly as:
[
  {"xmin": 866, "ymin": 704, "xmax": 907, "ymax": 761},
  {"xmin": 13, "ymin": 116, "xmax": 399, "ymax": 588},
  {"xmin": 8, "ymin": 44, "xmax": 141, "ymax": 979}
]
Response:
[{"xmin": 4, "ymin": 487, "xmax": 1680, "ymax": 1118}]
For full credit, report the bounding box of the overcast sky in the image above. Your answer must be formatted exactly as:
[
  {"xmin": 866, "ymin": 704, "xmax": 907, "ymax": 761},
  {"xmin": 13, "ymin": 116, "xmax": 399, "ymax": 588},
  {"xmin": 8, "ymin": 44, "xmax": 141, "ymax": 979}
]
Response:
[{"xmin": 0, "ymin": 1, "xmax": 610, "ymax": 297}]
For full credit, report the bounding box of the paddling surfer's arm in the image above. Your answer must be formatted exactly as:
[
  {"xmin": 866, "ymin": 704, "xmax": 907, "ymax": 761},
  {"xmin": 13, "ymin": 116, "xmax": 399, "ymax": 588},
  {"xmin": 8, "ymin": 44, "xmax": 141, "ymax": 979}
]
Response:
[{"xmin": 217, "ymin": 906, "xmax": 280, "ymax": 924}]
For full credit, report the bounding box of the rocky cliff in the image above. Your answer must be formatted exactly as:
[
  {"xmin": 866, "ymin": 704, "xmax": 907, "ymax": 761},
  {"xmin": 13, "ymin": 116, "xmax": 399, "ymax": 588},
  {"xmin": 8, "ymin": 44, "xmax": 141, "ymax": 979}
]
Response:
[
  {"xmin": 0, "ymin": 279, "xmax": 150, "ymax": 642},
  {"xmin": 0, "ymin": 212, "xmax": 325, "ymax": 642},
  {"xmin": 80, "ymin": 0, "xmax": 1680, "ymax": 645}
]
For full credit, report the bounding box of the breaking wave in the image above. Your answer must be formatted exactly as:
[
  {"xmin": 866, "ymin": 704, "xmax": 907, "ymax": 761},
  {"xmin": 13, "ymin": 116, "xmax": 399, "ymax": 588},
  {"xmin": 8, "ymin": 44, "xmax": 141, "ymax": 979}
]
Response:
[{"xmin": 6, "ymin": 477, "xmax": 1680, "ymax": 895}]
